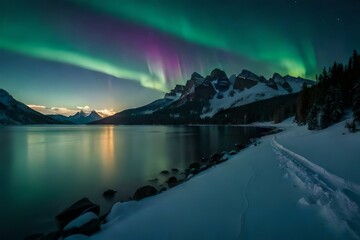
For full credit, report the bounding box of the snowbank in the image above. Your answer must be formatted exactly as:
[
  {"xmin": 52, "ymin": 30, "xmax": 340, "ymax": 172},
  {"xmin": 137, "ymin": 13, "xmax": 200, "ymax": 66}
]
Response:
[
  {"xmin": 64, "ymin": 212, "xmax": 98, "ymax": 231},
  {"xmin": 84, "ymin": 118, "xmax": 359, "ymax": 240}
]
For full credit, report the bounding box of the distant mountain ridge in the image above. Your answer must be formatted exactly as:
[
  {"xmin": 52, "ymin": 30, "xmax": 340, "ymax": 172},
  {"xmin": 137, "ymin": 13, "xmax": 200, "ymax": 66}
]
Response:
[
  {"xmin": 48, "ymin": 110, "xmax": 102, "ymax": 124},
  {"xmin": 93, "ymin": 69, "xmax": 314, "ymax": 125},
  {"xmin": 0, "ymin": 89, "xmax": 60, "ymax": 125}
]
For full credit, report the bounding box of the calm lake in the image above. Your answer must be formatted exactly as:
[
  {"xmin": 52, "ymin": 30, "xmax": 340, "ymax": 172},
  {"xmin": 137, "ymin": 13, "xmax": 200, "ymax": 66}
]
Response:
[{"xmin": 0, "ymin": 125, "xmax": 269, "ymax": 239}]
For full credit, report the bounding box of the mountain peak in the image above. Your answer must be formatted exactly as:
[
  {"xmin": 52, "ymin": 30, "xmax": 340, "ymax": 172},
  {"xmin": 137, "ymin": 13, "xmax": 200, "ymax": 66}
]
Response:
[
  {"xmin": 89, "ymin": 110, "xmax": 101, "ymax": 117},
  {"xmin": 210, "ymin": 68, "xmax": 228, "ymax": 81},
  {"xmin": 0, "ymin": 88, "xmax": 16, "ymax": 105},
  {"xmin": 87, "ymin": 110, "xmax": 102, "ymax": 122},
  {"xmin": 0, "ymin": 88, "xmax": 11, "ymax": 98},
  {"xmin": 0, "ymin": 88, "xmax": 59, "ymax": 125},
  {"xmin": 67, "ymin": 110, "xmax": 102, "ymax": 124},
  {"xmin": 238, "ymin": 69, "xmax": 260, "ymax": 81},
  {"xmin": 272, "ymin": 72, "xmax": 283, "ymax": 79},
  {"xmin": 272, "ymin": 73, "xmax": 285, "ymax": 85},
  {"xmin": 0, "ymin": 88, "xmax": 9, "ymax": 94},
  {"xmin": 191, "ymin": 72, "xmax": 204, "ymax": 80}
]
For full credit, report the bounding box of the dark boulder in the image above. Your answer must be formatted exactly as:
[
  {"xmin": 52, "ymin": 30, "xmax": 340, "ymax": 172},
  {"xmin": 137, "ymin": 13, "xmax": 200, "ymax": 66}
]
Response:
[
  {"xmin": 55, "ymin": 197, "xmax": 100, "ymax": 229},
  {"xmin": 167, "ymin": 176, "xmax": 179, "ymax": 188},
  {"xmin": 160, "ymin": 170, "xmax": 170, "ymax": 175},
  {"xmin": 229, "ymin": 150, "xmax": 238, "ymax": 155},
  {"xmin": 133, "ymin": 186, "xmax": 158, "ymax": 201},
  {"xmin": 235, "ymin": 143, "xmax": 247, "ymax": 151},
  {"xmin": 210, "ymin": 153, "xmax": 222, "ymax": 163},
  {"xmin": 171, "ymin": 168, "xmax": 179, "ymax": 173},
  {"xmin": 102, "ymin": 189, "xmax": 117, "ymax": 199},
  {"xmin": 189, "ymin": 162, "xmax": 201, "ymax": 170}
]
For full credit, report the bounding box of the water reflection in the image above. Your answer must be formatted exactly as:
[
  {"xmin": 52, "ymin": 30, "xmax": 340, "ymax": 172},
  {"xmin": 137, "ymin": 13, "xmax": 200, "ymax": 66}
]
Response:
[{"xmin": 99, "ymin": 126, "xmax": 115, "ymax": 181}]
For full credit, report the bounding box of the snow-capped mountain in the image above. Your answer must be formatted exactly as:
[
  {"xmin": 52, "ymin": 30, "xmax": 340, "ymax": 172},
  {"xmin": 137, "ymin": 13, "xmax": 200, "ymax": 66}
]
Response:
[
  {"xmin": 0, "ymin": 89, "xmax": 60, "ymax": 125},
  {"xmin": 94, "ymin": 68, "xmax": 314, "ymax": 125},
  {"xmin": 49, "ymin": 111, "xmax": 102, "ymax": 124},
  {"xmin": 49, "ymin": 110, "xmax": 103, "ymax": 124},
  {"xmin": 200, "ymin": 70, "xmax": 313, "ymax": 118}
]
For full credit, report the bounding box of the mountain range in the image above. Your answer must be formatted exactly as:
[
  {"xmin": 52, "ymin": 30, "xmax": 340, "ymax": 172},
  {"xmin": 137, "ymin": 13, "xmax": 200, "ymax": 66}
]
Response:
[
  {"xmin": 0, "ymin": 68, "xmax": 314, "ymax": 125},
  {"xmin": 48, "ymin": 110, "xmax": 102, "ymax": 124},
  {"xmin": 92, "ymin": 69, "xmax": 313, "ymax": 125}
]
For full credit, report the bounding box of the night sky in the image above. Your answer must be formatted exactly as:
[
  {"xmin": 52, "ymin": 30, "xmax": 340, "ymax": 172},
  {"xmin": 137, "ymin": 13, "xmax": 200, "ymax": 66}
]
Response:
[{"xmin": 1, "ymin": 0, "xmax": 359, "ymax": 116}]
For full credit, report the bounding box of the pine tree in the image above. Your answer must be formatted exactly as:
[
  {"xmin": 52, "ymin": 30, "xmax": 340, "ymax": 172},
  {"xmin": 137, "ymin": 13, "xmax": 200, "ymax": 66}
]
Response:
[
  {"xmin": 296, "ymin": 83, "xmax": 312, "ymax": 124},
  {"xmin": 307, "ymin": 103, "xmax": 322, "ymax": 130},
  {"xmin": 325, "ymin": 85, "xmax": 343, "ymax": 123},
  {"xmin": 353, "ymin": 78, "xmax": 360, "ymax": 120}
]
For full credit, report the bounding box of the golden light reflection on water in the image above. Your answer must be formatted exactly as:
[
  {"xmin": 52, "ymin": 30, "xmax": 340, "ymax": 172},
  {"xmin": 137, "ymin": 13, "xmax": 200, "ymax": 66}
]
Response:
[{"xmin": 99, "ymin": 126, "xmax": 115, "ymax": 180}]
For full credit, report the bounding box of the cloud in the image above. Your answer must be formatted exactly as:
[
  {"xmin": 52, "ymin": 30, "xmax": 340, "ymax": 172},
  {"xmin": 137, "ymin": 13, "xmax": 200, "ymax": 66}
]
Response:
[
  {"xmin": 77, "ymin": 105, "xmax": 90, "ymax": 110},
  {"xmin": 27, "ymin": 104, "xmax": 46, "ymax": 109},
  {"xmin": 27, "ymin": 104, "xmax": 116, "ymax": 117},
  {"xmin": 28, "ymin": 104, "xmax": 77, "ymax": 116},
  {"xmin": 95, "ymin": 108, "xmax": 116, "ymax": 117}
]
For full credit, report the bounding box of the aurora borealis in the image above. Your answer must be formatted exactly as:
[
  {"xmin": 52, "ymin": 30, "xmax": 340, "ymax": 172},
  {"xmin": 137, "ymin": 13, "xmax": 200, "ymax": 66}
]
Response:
[{"xmin": 1, "ymin": 0, "xmax": 359, "ymax": 115}]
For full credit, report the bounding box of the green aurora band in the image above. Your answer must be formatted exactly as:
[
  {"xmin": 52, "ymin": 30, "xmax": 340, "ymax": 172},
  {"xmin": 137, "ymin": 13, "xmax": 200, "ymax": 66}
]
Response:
[
  {"xmin": 73, "ymin": 0, "xmax": 317, "ymax": 78},
  {"xmin": 0, "ymin": 2, "xmax": 167, "ymax": 92},
  {"xmin": 0, "ymin": 39, "xmax": 167, "ymax": 91},
  {"xmin": 0, "ymin": 0, "xmax": 318, "ymax": 94}
]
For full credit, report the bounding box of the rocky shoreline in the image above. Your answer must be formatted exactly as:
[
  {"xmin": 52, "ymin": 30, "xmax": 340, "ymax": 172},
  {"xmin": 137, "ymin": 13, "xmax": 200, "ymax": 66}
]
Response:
[{"xmin": 25, "ymin": 127, "xmax": 280, "ymax": 240}]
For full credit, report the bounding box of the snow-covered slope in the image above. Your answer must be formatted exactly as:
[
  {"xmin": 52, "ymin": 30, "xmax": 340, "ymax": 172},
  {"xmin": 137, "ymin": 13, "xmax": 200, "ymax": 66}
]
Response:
[
  {"xmin": 0, "ymin": 89, "xmax": 59, "ymax": 125},
  {"xmin": 77, "ymin": 117, "xmax": 359, "ymax": 240},
  {"xmin": 202, "ymin": 71, "xmax": 312, "ymax": 118}
]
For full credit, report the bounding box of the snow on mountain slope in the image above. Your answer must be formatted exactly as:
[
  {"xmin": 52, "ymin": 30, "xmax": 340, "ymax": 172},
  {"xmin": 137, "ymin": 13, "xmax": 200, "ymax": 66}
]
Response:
[
  {"xmin": 80, "ymin": 118, "xmax": 360, "ymax": 240},
  {"xmin": 95, "ymin": 69, "xmax": 313, "ymax": 125},
  {"xmin": 201, "ymin": 73, "xmax": 308, "ymax": 118}
]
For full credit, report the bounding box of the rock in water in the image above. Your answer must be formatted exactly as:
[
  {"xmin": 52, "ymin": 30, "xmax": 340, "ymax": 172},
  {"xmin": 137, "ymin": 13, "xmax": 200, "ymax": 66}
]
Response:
[
  {"xmin": 189, "ymin": 162, "xmax": 201, "ymax": 170},
  {"xmin": 102, "ymin": 189, "xmax": 117, "ymax": 199},
  {"xmin": 133, "ymin": 186, "xmax": 158, "ymax": 201},
  {"xmin": 55, "ymin": 197, "xmax": 100, "ymax": 228},
  {"xmin": 167, "ymin": 176, "xmax": 180, "ymax": 188}
]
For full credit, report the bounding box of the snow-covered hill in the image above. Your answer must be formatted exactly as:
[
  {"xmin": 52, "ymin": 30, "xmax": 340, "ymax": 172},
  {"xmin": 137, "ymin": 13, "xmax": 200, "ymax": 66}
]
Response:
[
  {"xmin": 0, "ymin": 89, "xmax": 59, "ymax": 125},
  {"xmin": 68, "ymin": 117, "xmax": 360, "ymax": 240}
]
